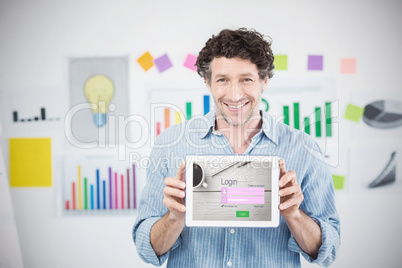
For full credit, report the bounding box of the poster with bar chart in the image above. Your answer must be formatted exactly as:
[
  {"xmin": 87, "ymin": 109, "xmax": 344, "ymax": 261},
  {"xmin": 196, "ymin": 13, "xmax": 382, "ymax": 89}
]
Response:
[
  {"xmin": 148, "ymin": 89, "xmax": 214, "ymax": 137},
  {"xmin": 1, "ymin": 90, "xmax": 63, "ymax": 134},
  {"xmin": 12, "ymin": 107, "xmax": 60, "ymax": 123},
  {"xmin": 62, "ymin": 154, "xmax": 136, "ymax": 215},
  {"xmin": 261, "ymin": 78, "xmax": 339, "ymax": 167}
]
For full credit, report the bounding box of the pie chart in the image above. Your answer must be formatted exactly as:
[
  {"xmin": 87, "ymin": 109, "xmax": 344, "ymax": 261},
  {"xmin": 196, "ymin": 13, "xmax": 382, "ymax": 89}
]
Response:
[{"xmin": 363, "ymin": 100, "xmax": 402, "ymax": 129}]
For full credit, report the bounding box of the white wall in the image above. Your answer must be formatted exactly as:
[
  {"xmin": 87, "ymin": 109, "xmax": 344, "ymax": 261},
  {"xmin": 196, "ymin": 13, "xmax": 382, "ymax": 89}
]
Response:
[{"xmin": 0, "ymin": 0, "xmax": 401, "ymax": 267}]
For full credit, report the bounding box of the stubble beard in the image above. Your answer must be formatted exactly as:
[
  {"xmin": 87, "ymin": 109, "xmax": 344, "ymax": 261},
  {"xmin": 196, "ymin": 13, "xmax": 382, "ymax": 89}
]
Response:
[{"xmin": 215, "ymin": 98, "xmax": 260, "ymax": 127}]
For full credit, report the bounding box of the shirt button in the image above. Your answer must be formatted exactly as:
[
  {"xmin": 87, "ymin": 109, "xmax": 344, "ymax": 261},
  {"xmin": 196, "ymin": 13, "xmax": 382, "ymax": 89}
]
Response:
[
  {"xmin": 212, "ymin": 130, "xmax": 222, "ymax": 136},
  {"xmin": 230, "ymin": 229, "xmax": 235, "ymax": 234},
  {"xmin": 227, "ymin": 261, "xmax": 232, "ymax": 266}
]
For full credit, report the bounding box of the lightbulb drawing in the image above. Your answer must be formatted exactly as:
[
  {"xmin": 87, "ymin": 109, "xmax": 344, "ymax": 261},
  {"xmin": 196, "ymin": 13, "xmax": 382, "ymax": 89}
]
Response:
[{"xmin": 84, "ymin": 74, "xmax": 115, "ymax": 127}]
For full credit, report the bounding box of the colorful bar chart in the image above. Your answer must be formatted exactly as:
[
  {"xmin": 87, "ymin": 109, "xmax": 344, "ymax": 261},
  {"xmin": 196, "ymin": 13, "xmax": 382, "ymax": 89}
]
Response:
[
  {"xmin": 63, "ymin": 155, "xmax": 137, "ymax": 215},
  {"xmin": 154, "ymin": 93, "xmax": 212, "ymax": 137}
]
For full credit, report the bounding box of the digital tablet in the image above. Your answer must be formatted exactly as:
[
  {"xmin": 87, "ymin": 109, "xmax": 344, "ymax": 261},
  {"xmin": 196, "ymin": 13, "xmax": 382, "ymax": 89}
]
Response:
[{"xmin": 185, "ymin": 155, "xmax": 280, "ymax": 228}]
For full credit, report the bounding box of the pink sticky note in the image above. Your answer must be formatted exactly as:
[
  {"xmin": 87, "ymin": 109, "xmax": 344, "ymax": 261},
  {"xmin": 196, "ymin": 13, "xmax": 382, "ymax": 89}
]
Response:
[
  {"xmin": 340, "ymin": 58, "xmax": 357, "ymax": 74},
  {"xmin": 184, "ymin": 54, "xmax": 197, "ymax": 72}
]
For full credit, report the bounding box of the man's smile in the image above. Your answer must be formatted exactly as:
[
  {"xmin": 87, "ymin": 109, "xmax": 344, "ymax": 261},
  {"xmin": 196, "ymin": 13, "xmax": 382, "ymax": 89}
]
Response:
[{"xmin": 222, "ymin": 101, "xmax": 250, "ymax": 111}]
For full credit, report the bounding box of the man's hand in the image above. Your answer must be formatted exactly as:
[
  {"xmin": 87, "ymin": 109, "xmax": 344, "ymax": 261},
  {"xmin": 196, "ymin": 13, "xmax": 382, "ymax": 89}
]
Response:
[
  {"xmin": 150, "ymin": 161, "xmax": 187, "ymax": 257},
  {"xmin": 277, "ymin": 159, "xmax": 322, "ymax": 258},
  {"xmin": 163, "ymin": 161, "xmax": 186, "ymax": 221},
  {"xmin": 278, "ymin": 159, "xmax": 304, "ymax": 220}
]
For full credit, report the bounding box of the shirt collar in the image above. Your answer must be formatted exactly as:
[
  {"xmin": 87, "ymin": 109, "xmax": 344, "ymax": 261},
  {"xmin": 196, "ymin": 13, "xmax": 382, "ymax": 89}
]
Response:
[
  {"xmin": 199, "ymin": 109, "xmax": 216, "ymax": 139},
  {"xmin": 261, "ymin": 110, "xmax": 278, "ymax": 145},
  {"xmin": 199, "ymin": 108, "xmax": 278, "ymax": 145}
]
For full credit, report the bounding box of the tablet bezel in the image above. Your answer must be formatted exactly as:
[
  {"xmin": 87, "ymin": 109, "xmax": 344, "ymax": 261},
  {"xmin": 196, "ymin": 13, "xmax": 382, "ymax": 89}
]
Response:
[{"xmin": 185, "ymin": 155, "xmax": 280, "ymax": 228}]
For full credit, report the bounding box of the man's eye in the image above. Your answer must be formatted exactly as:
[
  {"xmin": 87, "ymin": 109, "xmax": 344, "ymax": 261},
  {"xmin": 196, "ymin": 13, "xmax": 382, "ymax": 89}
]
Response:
[
  {"xmin": 243, "ymin": 78, "xmax": 253, "ymax": 82},
  {"xmin": 217, "ymin": 78, "xmax": 226, "ymax": 82}
]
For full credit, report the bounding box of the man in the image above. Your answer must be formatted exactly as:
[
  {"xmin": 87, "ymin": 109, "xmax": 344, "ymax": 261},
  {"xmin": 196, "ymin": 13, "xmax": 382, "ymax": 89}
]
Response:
[{"xmin": 133, "ymin": 28, "xmax": 340, "ymax": 267}]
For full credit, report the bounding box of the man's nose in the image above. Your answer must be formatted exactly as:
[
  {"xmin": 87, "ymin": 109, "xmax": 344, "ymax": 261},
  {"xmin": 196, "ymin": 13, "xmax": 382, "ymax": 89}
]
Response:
[{"xmin": 226, "ymin": 82, "xmax": 243, "ymax": 101}]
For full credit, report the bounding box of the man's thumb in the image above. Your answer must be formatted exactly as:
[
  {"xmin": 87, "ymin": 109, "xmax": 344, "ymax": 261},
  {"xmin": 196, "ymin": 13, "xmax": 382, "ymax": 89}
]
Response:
[{"xmin": 176, "ymin": 161, "xmax": 185, "ymax": 181}]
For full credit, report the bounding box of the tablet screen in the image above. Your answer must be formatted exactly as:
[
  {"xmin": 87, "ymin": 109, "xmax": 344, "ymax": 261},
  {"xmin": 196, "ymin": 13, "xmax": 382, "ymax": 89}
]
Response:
[{"xmin": 185, "ymin": 155, "xmax": 280, "ymax": 228}]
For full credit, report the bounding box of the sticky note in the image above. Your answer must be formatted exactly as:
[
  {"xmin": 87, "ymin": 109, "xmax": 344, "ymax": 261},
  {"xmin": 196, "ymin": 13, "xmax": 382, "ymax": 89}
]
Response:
[
  {"xmin": 274, "ymin": 55, "xmax": 288, "ymax": 70},
  {"xmin": 9, "ymin": 138, "xmax": 52, "ymax": 187},
  {"xmin": 308, "ymin": 55, "xmax": 323, "ymax": 70},
  {"xmin": 184, "ymin": 54, "xmax": 197, "ymax": 72},
  {"xmin": 332, "ymin": 175, "xmax": 345, "ymax": 190},
  {"xmin": 154, "ymin": 54, "xmax": 173, "ymax": 73},
  {"xmin": 344, "ymin": 104, "xmax": 365, "ymax": 122},
  {"xmin": 340, "ymin": 58, "xmax": 357, "ymax": 74},
  {"xmin": 137, "ymin": 52, "xmax": 154, "ymax": 71}
]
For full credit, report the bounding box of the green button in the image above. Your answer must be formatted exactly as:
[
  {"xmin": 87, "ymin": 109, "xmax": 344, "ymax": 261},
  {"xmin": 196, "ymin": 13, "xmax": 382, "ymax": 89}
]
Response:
[{"xmin": 236, "ymin": 211, "xmax": 249, "ymax": 218}]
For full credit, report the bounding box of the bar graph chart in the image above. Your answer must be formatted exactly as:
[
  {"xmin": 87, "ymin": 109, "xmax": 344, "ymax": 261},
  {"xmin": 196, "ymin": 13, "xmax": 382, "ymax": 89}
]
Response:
[
  {"xmin": 261, "ymin": 79, "xmax": 339, "ymax": 167},
  {"xmin": 62, "ymin": 154, "xmax": 136, "ymax": 215},
  {"xmin": 149, "ymin": 89, "xmax": 214, "ymax": 137},
  {"xmin": 272, "ymin": 101, "xmax": 333, "ymax": 138},
  {"xmin": 3, "ymin": 90, "xmax": 63, "ymax": 135},
  {"xmin": 12, "ymin": 107, "xmax": 60, "ymax": 123}
]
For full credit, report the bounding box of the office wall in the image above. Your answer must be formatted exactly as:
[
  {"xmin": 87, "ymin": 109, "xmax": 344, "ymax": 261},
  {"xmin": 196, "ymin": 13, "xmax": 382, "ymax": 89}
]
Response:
[{"xmin": 0, "ymin": 0, "xmax": 401, "ymax": 267}]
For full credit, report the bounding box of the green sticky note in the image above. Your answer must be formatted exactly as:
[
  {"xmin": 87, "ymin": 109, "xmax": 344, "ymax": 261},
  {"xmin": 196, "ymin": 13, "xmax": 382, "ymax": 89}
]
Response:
[
  {"xmin": 344, "ymin": 104, "xmax": 365, "ymax": 122},
  {"xmin": 332, "ymin": 175, "xmax": 345, "ymax": 190},
  {"xmin": 274, "ymin": 55, "xmax": 288, "ymax": 70}
]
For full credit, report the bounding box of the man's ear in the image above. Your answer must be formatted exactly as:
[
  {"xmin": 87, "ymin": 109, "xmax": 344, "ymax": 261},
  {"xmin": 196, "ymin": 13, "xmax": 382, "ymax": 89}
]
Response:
[
  {"xmin": 204, "ymin": 77, "xmax": 212, "ymax": 92},
  {"xmin": 261, "ymin": 77, "xmax": 269, "ymax": 92}
]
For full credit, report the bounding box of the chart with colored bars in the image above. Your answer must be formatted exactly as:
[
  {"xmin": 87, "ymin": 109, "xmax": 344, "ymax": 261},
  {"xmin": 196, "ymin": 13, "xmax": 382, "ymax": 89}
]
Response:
[
  {"xmin": 62, "ymin": 154, "xmax": 137, "ymax": 215},
  {"xmin": 261, "ymin": 100, "xmax": 334, "ymax": 138},
  {"xmin": 260, "ymin": 80, "xmax": 337, "ymax": 139},
  {"xmin": 149, "ymin": 89, "xmax": 214, "ymax": 136},
  {"xmin": 262, "ymin": 79, "xmax": 339, "ymax": 166}
]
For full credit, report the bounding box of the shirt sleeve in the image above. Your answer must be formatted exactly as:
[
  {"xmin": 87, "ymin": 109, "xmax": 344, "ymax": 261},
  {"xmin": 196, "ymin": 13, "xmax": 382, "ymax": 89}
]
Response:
[
  {"xmin": 287, "ymin": 140, "xmax": 341, "ymax": 267},
  {"xmin": 132, "ymin": 133, "xmax": 182, "ymax": 266}
]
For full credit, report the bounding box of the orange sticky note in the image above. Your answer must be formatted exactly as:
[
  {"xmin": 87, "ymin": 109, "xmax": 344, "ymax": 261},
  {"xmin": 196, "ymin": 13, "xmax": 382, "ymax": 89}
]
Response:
[
  {"xmin": 137, "ymin": 52, "xmax": 154, "ymax": 71},
  {"xmin": 9, "ymin": 138, "xmax": 52, "ymax": 187},
  {"xmin": 340, "ymin": 58, "xmax": 357, "ymax": 74}
]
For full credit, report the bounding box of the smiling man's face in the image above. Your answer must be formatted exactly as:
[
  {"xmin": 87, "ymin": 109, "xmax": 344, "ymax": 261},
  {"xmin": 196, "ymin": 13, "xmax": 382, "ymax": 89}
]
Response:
[{"xmin": 206, "ymin": 57, "xmax": 268, "ymax": 126}]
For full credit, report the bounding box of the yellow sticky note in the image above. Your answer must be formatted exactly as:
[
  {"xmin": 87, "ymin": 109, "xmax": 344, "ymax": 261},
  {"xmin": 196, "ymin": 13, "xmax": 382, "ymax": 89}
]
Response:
[
  {"xmin": 332, "ymin": 175, "xmax": 345, "ymax": 190},
  {"xmin": 344, "ymin": 104, "xmax": 365, "ymax": 122},
  {"xmin": 137, "ymin": 52, "xmax": 154, "ymax": 71},
  {"xmin": 9, "ymin": 138, "xmax": 52, "ymax": 187},
  {"xmin": 274, "ymin": 55, "xmax": 288, "ymax": 70}
]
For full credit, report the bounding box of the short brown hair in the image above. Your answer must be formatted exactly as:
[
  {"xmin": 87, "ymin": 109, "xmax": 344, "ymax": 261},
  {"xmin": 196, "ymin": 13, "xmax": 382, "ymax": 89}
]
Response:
[{"xmin": 196, "ymin": 28, "xmax": 275, "ymax": 83}]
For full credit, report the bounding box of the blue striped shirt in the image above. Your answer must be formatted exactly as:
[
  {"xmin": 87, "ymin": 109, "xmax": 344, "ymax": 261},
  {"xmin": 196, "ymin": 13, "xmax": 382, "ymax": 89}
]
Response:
[{"xmin": 133, "ymin": 110, "xmax": 340, "ymax": 267}]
